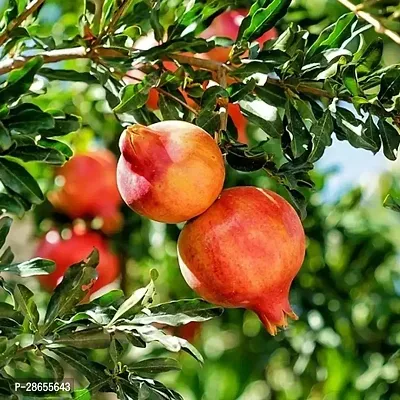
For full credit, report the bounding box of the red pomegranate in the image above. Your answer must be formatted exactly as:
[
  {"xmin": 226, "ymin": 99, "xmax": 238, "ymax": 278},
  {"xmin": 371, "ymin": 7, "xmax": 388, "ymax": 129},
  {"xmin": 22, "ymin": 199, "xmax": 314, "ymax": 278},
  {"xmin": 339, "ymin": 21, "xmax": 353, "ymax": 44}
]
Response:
[
  {"xmin": 48, "ymin": 150, "xmax": 123, "ymax": 234},
  {"xmin": 177, "ymin": 187, "xmax": 305, "ymax": 335},
  {"xmin": 36, "ymin": 228, "xmax": 120, "ymax": 294},
  {"xmin": 117, "ymin": 121, "xmax": 225, "ymax": 223}
]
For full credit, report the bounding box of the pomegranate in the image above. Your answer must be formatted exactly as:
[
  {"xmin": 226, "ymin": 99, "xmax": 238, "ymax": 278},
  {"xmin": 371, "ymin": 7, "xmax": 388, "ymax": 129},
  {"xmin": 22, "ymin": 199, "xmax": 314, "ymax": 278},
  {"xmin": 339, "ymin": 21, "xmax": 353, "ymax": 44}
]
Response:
[
  {"xmin": 117, "ymin": 121, "xmax": 225, "ymax": 223},
  {"xmin": 36, "ymin": 228, "xmax": 120, "ymax": 294},
  {"xmin": 177, "ymin": 187, "xmax": 305, "ymax": 335},
  {"xmin": 48, "ymin": 150, "xmax": 123, "ymax": 234}
]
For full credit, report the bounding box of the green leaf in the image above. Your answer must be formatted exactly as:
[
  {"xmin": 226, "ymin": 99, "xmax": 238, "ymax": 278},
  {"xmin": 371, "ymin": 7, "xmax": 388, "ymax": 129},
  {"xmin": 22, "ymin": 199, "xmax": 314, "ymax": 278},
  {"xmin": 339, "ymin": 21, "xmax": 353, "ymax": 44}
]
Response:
[
  {"xmin": 72, "ymin": 388, "xmax": 91, "ymax": 400},
  {"xmin": 50, "ymin": 348, "xmax": 108, "ymax": 387},
  {"xmin": 237, "ymin": 0, "xmax": 291, "ymax": 43},
  {"xmin": 38, "ymin": 68, "xmax": 98, "ymax": 83},
  {"xmin": 364, "ymin": 115, "xmax": 381, "ymax": 153},
  {"xmin": 5, "ymin": 108, "xmax": 55, "ymax": 134},
  {"xmin": 40, "ymin": 114, "xmax": 81, "ymax": 137},
  {"xmin": 108, "ymin": 280, "xmax": 156, "ymax": 327},
  {"xmin": 343, "ymin": 65, "xmax": 361, "ymax": 96},
  {"xmin": 355, "ymin": 38, "xmax": 383, "ymax": 76},
  {"xmin": 0, "ymin": 246, "xmax": 14, "ymax": 264},
  {"xmin": 226, "ymin": 145, "xmax": 268, "ymax": 172},
  {"xmin": 254, "ymin": 83, "xmax": 286, "ymax": 109},
  {"xmin": 13, "ymin": 284, "xmax": 39, "ymax": 332},
  {"xmin": 0, "ymin": 57, "xmax": 43, "ymax": 103},
  {"xmin": 109, "ymin": 336, "xmax": 124, "ymax": 366},
  {"xmin": 378, "ymin": 69, "xmax": 400, "ymax": 103},
  {"xmin": 129, "ymin": 358, "xmax": 181, "ymax": 375},
  {"xmin": 0, "ymin": 303, "xmax": 23, "ymax": 323},
  {"xmin": 307, "ymin": 14, "xmax": 356, "ymax": 59},
  {"xmin": 308, "ymin": 110, "xmax": 334, "ymax": 163},
  {"xmin": 159, "ymin": 94, "xmax": 181, "ymax": 120},
  {"xmin": 150, "ymin": 1, "xmax": 164, "ymax": 42},
  {"xmin": 383, "ymin": 193, "xmax": 400, "ymax": 212},
  {"xmin": 38, "ymin": 138, "xmax": 73, "ymax": 159},
  {"xmin": 0, "ymin": 217, "xmax": 12, "ymax": 249},
  {"xmin": 0, "ymin": 122, "xmax": 13, "ymax": 152},
  {"xmin": 131, "ymin": 299, "xmax": 223, "ymax": 326},
  {"xmin": 133, "ymin": 325, "xmax": 204, "ymax": 363},
  {"xmin": 54, "ymin": 328, "xmax": 111, "ymax": 349},
  {"xmin": 114, "ymin": 75, "xmax": 159, "ymax": 113},
  {"xmin": 0, "ymin": 193, "xmax": 25, "ymax": 218},
  {"xmin": 335, "ymin": 108, "xmax": 378, "ymax": 153},
  {"xmin": 0, "ymin": 258, "xmax": 55, "ymax": 277},
  {"xmin": 44, "ymin": 250, "xmax": 99, "ymax": 331},
  {"xmin": 42, "ymin": 353, "xmax": 64, "ymax": 382},
  {"xmin": 226, "ymin": 81, "xmax": 257, "ymax": 103},
  {"xmin": 8, "ymin": 144, "xmax": 66, "ymax": 165},
  {"xmin": 285, "ymin": 101, "xmax": 310, "ymax": 159},
  {"xmin": 240, "ymin": 100, "xmax": 282, "ymax": 139},
  {"xmin": 377, "ymin": 119, "xmax": 400, "ymax": 161},
  {"xmin": 0, "ymin": 158, "xmax": 44, "ymax": 205}
]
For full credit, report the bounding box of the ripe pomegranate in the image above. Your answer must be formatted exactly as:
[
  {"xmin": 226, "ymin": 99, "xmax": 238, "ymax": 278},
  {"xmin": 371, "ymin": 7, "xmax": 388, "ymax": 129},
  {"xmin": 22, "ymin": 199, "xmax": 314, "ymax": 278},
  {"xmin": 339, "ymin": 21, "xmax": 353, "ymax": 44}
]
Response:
[
  {"xmin": 200, "ymin": 9, "xmax": 278, "ymax": 62},
  {"xmin": 117, "ymin": 121, "xmax": 225, "ymax": 223},
  {"xmin": 36, "ymin": 228, "xmax": 120, "ymax": 294},
  {"xmin": 48, "ymin": 150, "xmax": 123, "ymax": 234},
  {"xmin": 177, "ymin": 187, "xmax": 305, "ymax": 335},
  {"xmin": 177, "ymin": 322, "xmax": 202, "ymax": 342}
]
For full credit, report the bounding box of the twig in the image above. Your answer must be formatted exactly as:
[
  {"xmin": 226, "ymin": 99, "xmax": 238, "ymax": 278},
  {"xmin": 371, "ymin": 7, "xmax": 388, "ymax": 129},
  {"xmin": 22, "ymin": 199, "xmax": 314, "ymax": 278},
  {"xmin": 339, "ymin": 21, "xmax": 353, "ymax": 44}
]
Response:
[
  {"xmin": 95, "ymin": 0, "xmax": 135, "ymax": 45},
  {"xmin": 338, "ymin": 0, "xmax": 400, "ymax": 45},
  {"xmin": 171, "ymin": 54, "xmax": 230, "ymax": 72},
  {"xmin": 217, "ymin": 67, "xmax": 228, "ymax": 143},
  {"xmin": 0, "ymin": 0, "xmax": 46, "ymax": 46}
]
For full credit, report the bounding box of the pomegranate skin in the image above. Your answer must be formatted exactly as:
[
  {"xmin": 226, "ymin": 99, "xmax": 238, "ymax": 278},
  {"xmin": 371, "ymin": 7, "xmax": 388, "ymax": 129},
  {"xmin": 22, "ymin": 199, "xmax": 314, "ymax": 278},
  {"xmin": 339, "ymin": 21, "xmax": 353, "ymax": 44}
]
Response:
[
  {"xmin": 48, "ymin": 150, "xmax": 123, "ymax": 234},
  {"xmin": 177, "ymin": 187, "xmax": 305, "ymax": 335},
  {"xmin": 117, "ymin": 121, "xmax": 225, "ymax": 223},
  {"xmin": 36, "ymin": 228, "xmax": 120, "ymax": 294}
]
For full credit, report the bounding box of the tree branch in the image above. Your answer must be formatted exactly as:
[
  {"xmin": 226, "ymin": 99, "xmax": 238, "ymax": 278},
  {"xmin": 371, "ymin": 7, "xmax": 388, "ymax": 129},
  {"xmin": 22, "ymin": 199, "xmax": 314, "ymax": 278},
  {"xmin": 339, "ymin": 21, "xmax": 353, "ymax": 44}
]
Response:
[
  {"xmin": 337, "ymin": 0, "xmax": 400, "ymax": 45},
  {"xmin": 0, "ymin": 0, "xmax": 46, "ymax": 46},
  {"xmin": 0, "ymin": 47, "xmax": 90, "ymax": 75}
]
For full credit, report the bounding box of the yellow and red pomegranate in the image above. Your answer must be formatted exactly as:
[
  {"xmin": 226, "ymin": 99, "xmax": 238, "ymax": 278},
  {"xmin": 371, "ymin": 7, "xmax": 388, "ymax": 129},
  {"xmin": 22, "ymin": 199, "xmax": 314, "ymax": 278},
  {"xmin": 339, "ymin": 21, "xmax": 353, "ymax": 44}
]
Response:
[
  {"xmin": 48, "ymin": 150, "xmax": 122, "ymax": 234},
  {"xmin": 177, "ymin": 187, "xmax": 305, "ymax": 335},
  {"xmin": 36, "ymin": 228, "xmax": 120, "ymax": 294},
  {"xmin": 117, "ymin": 121, "xmax": 225, "ymax": 223}
]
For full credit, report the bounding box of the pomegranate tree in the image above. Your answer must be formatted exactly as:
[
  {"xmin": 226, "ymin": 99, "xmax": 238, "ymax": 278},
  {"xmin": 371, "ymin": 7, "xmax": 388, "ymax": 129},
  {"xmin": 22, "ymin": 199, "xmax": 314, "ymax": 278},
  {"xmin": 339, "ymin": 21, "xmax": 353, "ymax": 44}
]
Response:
[{"xmin": 177, "ymin": 187, "xmax": 306, "ymax": 335}]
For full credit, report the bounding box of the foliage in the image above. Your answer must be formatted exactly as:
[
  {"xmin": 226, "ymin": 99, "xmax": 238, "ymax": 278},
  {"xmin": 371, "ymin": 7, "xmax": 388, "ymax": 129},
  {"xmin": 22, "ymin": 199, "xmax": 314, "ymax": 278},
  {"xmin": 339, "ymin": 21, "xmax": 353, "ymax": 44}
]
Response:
[{"xmin": 0, "ymin": 0, "xmax": 400, "ymax": 399}]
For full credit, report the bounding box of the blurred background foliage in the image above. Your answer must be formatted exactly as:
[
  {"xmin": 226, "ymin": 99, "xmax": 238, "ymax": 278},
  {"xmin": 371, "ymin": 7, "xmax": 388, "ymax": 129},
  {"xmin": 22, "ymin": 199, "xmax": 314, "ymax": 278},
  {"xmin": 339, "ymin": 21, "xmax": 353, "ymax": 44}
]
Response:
[{"xmin": 1, "ymin": 0, "xmax": 400, "ymax": 399}]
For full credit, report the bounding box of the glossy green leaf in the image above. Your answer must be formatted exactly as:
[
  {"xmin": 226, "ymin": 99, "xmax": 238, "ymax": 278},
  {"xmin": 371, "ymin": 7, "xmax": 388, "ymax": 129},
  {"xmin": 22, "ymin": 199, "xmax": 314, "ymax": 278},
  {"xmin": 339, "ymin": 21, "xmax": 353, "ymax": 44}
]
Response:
[
  {"xmin": 55, "ymin": 328, "xmax": 111, "ymax": 349},
  {"xmin": 378, "ymin": 69, "xmax": 400, "ymax": 103},
  {"xmin": 131, "ymin": 299, "xmax": 223, "ymax": 326},
  {"xmin": 307, "ymin": 14, "xmax": 356, "ymax": 59},
  {"xmin": 285, "ymin": 101, "xmax": 310, "ymax": 158},
  {"xmin": 129, "ymin": 358, "xmax": 181, "ymax": 375},
  {"xmin": 343, "ymin": 65, "xmax": 361, "ymax": 96},
  {"xmin": 308, "ymin": 110, "xmax": 334, "ymax": 162},
  {"xmin": 355, "ymin": 38, "xmax": 383, "ymax": 75},
  {"xmin": 0, "ymin": 258, "xmax": 55, "ymax": 277},
  {"xmin": 38, "ymin": 68, "xmax": 98, "ymax": 83},
  {"xmin": 0, "ymin": 217, "xmax": 12, "ymax": 250},
  {"xmin": 13, "ymin": 284, "xmax": 39, "ymax": 332},
  {"xmin": 38, "ymin": 138, "xmax": 73, "ymax": 159},
  {"xmin": 8, "ymin": 145, "xmax": 66, "ymax": 164},
  {"xmin": 378, "ymin": 119, "xmax": 400, "ymax": 161},
  {"xmin": 42, "ymin": 353, "xmax": 65, "ymax": 382},
  {"xmin": 114, "ymin": 75, "xmax": 159, "ymax": 113},
  {"xmin": 383, "ymin": 193, "xmax": 400, "ymax": 212},
  {"xmin": 0, "ymin": 193, "xmax": 25, "ymax": 218},
  {"xmin": 44, "ymin": 249, "xmax": 99, "ymax": 330},
  {"xmin": 237, "ymin": 0, "xmax": 291, "ymax": 43},
  {"xmin": 0, "ymin": 158, "xmax": 44, "ymax": 205},
  {"xmin": 0, "ymin": 122, "xmax": 13, "ymax": 152}
]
